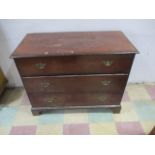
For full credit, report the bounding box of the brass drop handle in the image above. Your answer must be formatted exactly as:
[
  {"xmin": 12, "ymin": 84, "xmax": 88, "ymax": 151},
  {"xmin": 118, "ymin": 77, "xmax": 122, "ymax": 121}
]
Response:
[
  {"xmin": 101, "ymin": 80, "xmax": 111, "ymax": 86},
  {"xmin": 44, "ymin": 97, "xmax": 55, "ymax": 103},
  {"xmin": 99, "ymin": 96, "xmax": 107, "ymax": 102},
  {"xmin": 40, "ymin": 81, "xmax": 50, "ymax": 88},
  {"xmin": 35, "ymin": 63, "xmax": 46, "ymax": 69},
  {"xmin": 102, "ymin": 60, "xmax": 113, "ymax": 67}
]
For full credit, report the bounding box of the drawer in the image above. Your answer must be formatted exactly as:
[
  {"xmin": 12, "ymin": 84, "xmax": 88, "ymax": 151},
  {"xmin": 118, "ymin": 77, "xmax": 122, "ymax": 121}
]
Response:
[
  {"xmin": 23, "ymin": 74, "xmax": 128, "ymax": 93},
  {"xmin": 15, "ymin": 54, "xmax": 134, "ymax": 76},
  {"xmin": 28, "ymin": 92, "xmax": 122, "ymax": 107}
]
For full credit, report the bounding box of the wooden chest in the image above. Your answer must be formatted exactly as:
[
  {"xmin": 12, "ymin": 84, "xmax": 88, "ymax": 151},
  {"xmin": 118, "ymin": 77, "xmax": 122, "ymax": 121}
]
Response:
[{"xmin": 11, "ymin": 31, "xmax": 138, "ymax": 115}]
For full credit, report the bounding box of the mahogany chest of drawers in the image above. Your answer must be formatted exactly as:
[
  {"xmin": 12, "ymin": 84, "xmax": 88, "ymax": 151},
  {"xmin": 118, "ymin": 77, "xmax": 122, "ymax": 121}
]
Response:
[{"xmin": 11, "ymin": 31, "xmax": 138, "ymax": 115}]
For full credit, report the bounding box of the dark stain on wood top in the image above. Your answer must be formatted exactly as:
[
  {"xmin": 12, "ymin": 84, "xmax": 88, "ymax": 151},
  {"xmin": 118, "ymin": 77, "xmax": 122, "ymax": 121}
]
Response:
[{"xmin": 11, "ymin": 31, "xmax": 138, "ymax": 58}]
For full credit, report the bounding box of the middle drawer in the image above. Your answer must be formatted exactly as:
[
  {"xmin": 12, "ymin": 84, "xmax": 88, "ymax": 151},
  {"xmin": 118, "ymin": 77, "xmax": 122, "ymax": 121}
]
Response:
[{"xmin": 23, "ymin": 74, "xmax": 128, "ymax": 93}]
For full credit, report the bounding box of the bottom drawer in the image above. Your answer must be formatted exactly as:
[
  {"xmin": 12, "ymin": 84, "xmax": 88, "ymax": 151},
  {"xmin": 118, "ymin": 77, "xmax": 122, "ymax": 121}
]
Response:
[{"xmin": 28, "ymin": 93, "xmax": 123, "ymax": 107}]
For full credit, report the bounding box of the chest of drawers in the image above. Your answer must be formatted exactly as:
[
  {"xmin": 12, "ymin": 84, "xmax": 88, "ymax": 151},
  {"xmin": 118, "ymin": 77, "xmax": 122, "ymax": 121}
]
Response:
[{"xmin": 11, "ymin": 31, "xmax": 138, "ymax": 115}]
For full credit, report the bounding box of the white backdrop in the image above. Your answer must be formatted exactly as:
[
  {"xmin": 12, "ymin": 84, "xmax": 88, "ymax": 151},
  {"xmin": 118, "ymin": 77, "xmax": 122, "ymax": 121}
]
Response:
[{"xmin": 0, "ymin": 19, "xmax": 155, "ymax": 87}]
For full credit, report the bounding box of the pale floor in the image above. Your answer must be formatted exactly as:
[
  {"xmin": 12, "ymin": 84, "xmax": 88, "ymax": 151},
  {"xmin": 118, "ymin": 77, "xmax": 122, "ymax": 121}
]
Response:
[{"xmin": 0, "ymin": 83, "xmax": 155, "ymax": 135}]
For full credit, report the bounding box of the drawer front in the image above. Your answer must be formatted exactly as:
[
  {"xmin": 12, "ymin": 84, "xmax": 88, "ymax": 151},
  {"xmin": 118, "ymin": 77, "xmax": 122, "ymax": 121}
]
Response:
[
  {"xmin": 15, "ymin": 54, "xmax": 134, "ymax": 76},
  {"xmin": 23, "ymin": 74, "xmax": 128, "ymax": 93},
  {"xmin": 28, "ymin": 93, "xmax": 122, "ymax": 107}
]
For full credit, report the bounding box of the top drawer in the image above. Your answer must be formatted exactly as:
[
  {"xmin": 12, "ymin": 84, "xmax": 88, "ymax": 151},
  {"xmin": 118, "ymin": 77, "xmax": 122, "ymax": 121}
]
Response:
[{"xmin": 15, "ymin": 54, "xmax": 134, "ymax": 76}]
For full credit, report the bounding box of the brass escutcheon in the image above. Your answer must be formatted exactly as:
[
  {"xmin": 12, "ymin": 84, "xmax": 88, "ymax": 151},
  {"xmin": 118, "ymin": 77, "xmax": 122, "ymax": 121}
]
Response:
[{"xmin": 99, "ymin": 96, "xmax": 107, "ymax": 101}]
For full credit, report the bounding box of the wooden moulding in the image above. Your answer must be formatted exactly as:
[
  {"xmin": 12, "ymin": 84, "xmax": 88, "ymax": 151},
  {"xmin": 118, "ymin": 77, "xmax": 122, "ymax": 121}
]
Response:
[{"xmin": 31, "ymin": 105, "xmax": 121, "ymax": 116}]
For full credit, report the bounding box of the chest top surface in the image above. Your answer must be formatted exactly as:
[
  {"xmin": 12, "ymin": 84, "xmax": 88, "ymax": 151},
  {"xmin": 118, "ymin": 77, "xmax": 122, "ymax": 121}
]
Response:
[{"xmin": 11, "ymin": 31, "xmax": 138, "ymax": 58}]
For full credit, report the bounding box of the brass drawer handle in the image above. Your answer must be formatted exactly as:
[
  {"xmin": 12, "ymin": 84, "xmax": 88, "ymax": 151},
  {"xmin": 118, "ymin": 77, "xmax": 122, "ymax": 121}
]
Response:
[
  {"xmin": 44, "ymin": 97, "xmax": 55, "ymax": 103},
  {"xmin": 101, "ymin": 80, "xmax": 111, "ymax": 86},
  {"xmin": 35, "ymin": 63, "xmax": 46, "ymax": 69},
  {"xmin": 102, "ymin": 60, "xmax": 113, "ymax": 66},
  {"xmin": 99, "ymin": 96, "xmax": 107, "ymax": 102},
  {"xmin": 40, "ymin": 81, "xmax": 50, "ymax": 88}
]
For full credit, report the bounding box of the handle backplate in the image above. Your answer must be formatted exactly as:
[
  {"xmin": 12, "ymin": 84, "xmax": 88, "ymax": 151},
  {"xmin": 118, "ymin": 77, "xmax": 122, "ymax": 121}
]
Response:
[
  {"xmin": 102, "ymin": 60, "xmax": 113, "ymax": 67},
  {"xmin": 40, "ymin": 81, "xmax": 50, "ymax": 88},
  {"xmin": 44, "ymin": 97, "xmax": 55, "ymax": 103},
  {"xmin": 35, "ymin": 63, "xmax": 46, "ymax": 69},
  {"xmin": 101, "ymin": 80, "xmax": 111, "ymax": 86}
]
